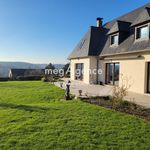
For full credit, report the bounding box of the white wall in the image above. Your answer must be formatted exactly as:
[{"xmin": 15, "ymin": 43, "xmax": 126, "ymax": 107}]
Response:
[
  {"xmin": 70, "ymin": 57, "xmax": 97, "ymax": 84},
  {"xmin": 89, "ymin": 57, "xmax": 97, "ymax": 84},
  {"xmin": 99, "ymin": 52, "xmax": 150, "ymax": 94},
  {"xmin": 98, "ymin": 60, "xmax": 106, "ymax": 84},
  {"xmin": 70, "ymin": 58, "xmax": 90, "ymax": 84},
  {"xmin": 119, "ymin": 54, "xmax": 150, "ymax": 94}
]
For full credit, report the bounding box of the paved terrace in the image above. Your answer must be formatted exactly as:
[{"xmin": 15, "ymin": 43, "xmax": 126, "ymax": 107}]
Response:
[{"xmin": 54, "ymin": 78, "xmax": 150, "ymax": 108}]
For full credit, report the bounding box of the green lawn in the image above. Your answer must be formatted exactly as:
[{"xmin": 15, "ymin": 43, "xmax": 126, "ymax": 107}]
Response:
[{"xmin": 0, "ymin": 81, "xmax": 150, "ymax": 150}]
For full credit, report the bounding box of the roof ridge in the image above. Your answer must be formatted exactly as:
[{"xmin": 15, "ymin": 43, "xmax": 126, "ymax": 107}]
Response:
[
  {"xmin": 131, "ymin": 6, "xmax": 150, "ymax": 26},
  {"xmin": 116, "ymin": 20, "xmax": 131, "ymax": 23},
  {"xmin": 104, "ymin": 3, "xmax": 150, "ymax": 27}
]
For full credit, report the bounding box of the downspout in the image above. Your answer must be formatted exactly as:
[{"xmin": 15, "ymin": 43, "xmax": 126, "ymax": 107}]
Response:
[{"xmin": 96, "ymin": 56, "xmax": 99, "ymax": 84}]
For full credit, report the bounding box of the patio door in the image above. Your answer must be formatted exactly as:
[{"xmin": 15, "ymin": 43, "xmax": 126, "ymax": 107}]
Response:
[
  {"xmin": 147, "ymin": 62, "xmax": 150, "ymax": 93},
  {"xmin": 106, "ymin": 63, "xmax": 120, "ymax": 85}
]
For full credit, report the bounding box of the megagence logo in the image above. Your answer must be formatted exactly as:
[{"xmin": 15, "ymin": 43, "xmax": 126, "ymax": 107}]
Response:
[{"xmin": 45, "ymin": 68, "xmax": 102, "ymax": 77}]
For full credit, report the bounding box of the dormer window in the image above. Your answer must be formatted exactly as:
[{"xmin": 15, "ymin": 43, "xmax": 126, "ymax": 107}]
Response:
[
  {"xmin": 108, "ymin": 20, "xmax": 131, "ymax": 46},
  {"xmin": 136, "ymin": 25, "xmax": 149, "ymax": 40},
  {"xmin": 110, "ymin": 34, "xmax": 119, "ymax": 46}
]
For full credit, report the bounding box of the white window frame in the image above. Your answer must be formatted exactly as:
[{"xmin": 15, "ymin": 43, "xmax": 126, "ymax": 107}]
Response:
[
  {"xmin": 110, "ymin": 33, "xmax": 119, "ymax": 46},
  {"xmin": 135, "ymin": 23, "xmax": 150, "ymax": 41}
]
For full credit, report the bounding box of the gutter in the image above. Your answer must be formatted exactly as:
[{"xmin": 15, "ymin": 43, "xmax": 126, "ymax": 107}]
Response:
[
  {"xmin": 100, "ymin": 48, "xmax": 150, "ymax": 58},
  {"xmin": 96, "ymin": 57, "xmax": 99, "ymax": 84},
  {"xmin": 103, "ymin": 55, "xmax": 141, "ymax": 60}
]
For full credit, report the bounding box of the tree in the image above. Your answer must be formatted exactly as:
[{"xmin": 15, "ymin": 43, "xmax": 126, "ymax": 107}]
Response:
[
  {"xmin": 44, "ymin": 63, "xmax": 56, "ymax": 81},
  {"xmin": 63, "ymin": 63, "xmax": 70, "ymax": 77},
  {"xmin": 45, "ymin": 63, "xmax": 55, "ymax": 70}
]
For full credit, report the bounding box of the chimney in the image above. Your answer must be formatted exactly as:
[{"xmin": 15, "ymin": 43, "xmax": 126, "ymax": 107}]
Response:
[{"xmin": 96, "ymin": 17, "xmax": 103, "ymax": 28}]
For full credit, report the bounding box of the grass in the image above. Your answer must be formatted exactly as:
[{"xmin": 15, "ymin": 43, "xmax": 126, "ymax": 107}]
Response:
[{"xmin": 0, "ymin": 81, "xmax": 150, "ymax": 149}]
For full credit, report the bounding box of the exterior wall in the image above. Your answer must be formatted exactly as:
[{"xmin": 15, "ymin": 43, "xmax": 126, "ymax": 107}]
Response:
[
  {"xmin": 70, "ymin": 52, "xmax": 150, "ymax": 94},
  {"xmin": 99, "ymin": 52, "xmax": 150, "ymax": 94},
  {"xmin": 98, "ymin": 59, "xmax": 120, "ymax": 84},
  {"xmin": 70, "ymin": 57, "xmax": 97, "ymax": 84},
  {"xmin": 119, "ymin": 54, "xmax": 150, "ymax": 94},
  {"xmin": 70, "ymin": 58, "xmax": 90, "ymax": 84},
  {"xmin": 89, "ymin": 57, "xmax": 97, "ymax": 84},
  {"xmin": 98, "ymin": 60, "xmax": 105, "ymax": 83}
]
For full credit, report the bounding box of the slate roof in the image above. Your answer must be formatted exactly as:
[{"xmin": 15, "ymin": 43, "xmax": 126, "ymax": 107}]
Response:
[
  {"xmin": 68, "ymin": 26, "xmax": 107, "ymax": 59},
  {"xmin": 69, "ymin": 3, "xmax": 150, "ymax": 59},
  {"xmin": 131, "ymin": 7, "xmax": 150, "ymax": 26}
]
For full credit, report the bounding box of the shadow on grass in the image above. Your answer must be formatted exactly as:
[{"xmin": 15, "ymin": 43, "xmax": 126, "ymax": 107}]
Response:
[{"xmin": 0, "ymin": 103, "xmax": 51, "ymax": 112}]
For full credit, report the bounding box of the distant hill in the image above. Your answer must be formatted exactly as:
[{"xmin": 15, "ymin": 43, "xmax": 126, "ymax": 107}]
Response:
[{"xmin": 0, "ymin": 62, "xmax": 64, "ymax": 77}]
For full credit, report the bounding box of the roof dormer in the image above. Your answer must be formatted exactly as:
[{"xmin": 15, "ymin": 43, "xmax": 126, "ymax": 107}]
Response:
[
  {"xmin": 131, "ymin": 7, "xmax": 150, "ymax": 41},
  {"xmin": 108, "ymin": 20, "xmax": 131, "ymax": 35},
  {"xmin": 108, "ymin": 20, "xmax": 131, "ymax": 46}
]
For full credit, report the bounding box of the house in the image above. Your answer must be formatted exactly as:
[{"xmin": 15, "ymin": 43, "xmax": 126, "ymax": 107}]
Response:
[
  {"xmin": 68, "ymin": 3, "xmax": 150, "ymax": 94},
  {"xmin": 9, "ymin": 69, "xmax": 45, "ymax": 80}
]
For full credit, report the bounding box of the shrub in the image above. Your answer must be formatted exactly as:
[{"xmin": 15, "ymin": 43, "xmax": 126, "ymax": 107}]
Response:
[
  {"xmin": 80, "ymin": 96, "xmax": 150, "ymax": 120},
  {"xmin": 16, "ymin": 76, "xmax": 42, "ymax": 81},
  {"xmin": 112, "ymin": 74, "xmax": 132, "ymax": 101},
  {"xmin": 0, "ymin": 77, "xmax": 9, "ymax": 82},
  {"xmin": 41, "ymin": 77, "xmax": 48, "ymax": 82},
  {"xmin": 42, "ymin": 75, "xmax": 61, "ymax": 82},
  {"xmin": 120, "ymin": 100, "xmax": 130, "ymax": 108}
]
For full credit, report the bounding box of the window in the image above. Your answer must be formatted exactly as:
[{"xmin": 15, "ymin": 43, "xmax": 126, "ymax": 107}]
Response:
[
  {"xmin": 75, "ymin": 63, "xmax": 84, "ymax": 81},
  {"xmin": 136, "ymin": 25, "xmax": 149, "ymax": 40},
  {"xmin": 111, "ymin": 34, "xmax": 119, "ymax": 45}
]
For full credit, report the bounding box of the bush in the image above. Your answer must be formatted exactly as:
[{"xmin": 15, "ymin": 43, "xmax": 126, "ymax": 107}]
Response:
[
  {"xmin": 80, "ymin": 96, "xmax": 150, "ymax": 120},
  {"xmin": 43, "ymin": 76, "xmax": 55, "ymax": 82},
  {"xmin": 43, "ymin": 75, "xmax": 62, "ymax": 82},
  {"xmin": 41, "ymin": 77, "xmax": 48, "ymax": 82},
  {"xmin": 119, "ymin": 100, "xmax": 130, "ymax": 108},
  {"xmin": 112, "ymin": 74, "xmax": 132, "ymax": 101},
  {"xmin": 0, "ymin": 77, "xmax": 9, "ymax": 82},
  {"xmin": 16, "ymin": 76, "xmax": 42, "ymax": 81}
]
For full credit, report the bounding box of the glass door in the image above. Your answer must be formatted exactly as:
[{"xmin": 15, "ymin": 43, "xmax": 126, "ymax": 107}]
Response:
[
  {"xmin": 106, "ymin": 63, "xmax": 114, "ymax": 85},
  {"xmin": 114, "ymin": 63, "xmax": 120, "ymax": 86},
  {"xmin": 106, "ymin": 63, "xmax": 120, "ymax": 85}
]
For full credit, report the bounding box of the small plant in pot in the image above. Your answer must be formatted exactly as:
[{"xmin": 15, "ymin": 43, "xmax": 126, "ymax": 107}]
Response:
[
  {"xmin": 78, "ymin": 90, "xmax": 82, "ymax": 96},
  {"xmin": 60, "ymin": 82, "xmax": 63, "ymax": 88}
]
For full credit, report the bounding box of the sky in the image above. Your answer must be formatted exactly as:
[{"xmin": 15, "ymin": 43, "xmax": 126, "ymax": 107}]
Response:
[{"xmin": 0, "ymin": 0, "xmax": 150, "ymax": 64}]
